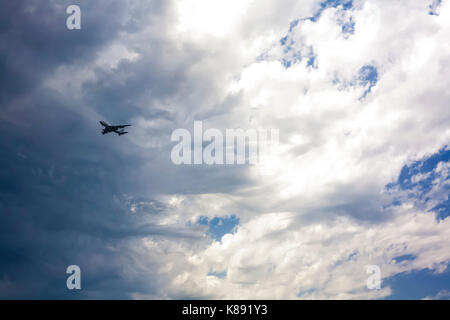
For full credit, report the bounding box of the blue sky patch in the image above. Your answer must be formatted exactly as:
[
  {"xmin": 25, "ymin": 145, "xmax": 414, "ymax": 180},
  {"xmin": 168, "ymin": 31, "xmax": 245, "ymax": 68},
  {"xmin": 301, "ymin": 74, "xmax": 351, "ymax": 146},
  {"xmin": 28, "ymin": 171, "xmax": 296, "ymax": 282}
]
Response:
[
  {"xmin": 358, "ymin": 65, "xmax": 378, "ymax": 98},
  {"xmin": 331, "ymin": 64, "xmax": 378, "ymax": 96},
  {"xmin": 320, "ymin": 0, "xmax": 353, "ymax": 10},
  {"xmin": 306, "ymin": 56, "xmax": 316, "ymax": 68},
  {"xmin": 386, "ymin": 146, "xmax": 450, "ymax": 222},
  {"xmin": 289, "ymin": 19, "xmax": 299, "ymax": 32},
  {"xmin": 278, "ymin": 0, "xmax": 354, "ymax": 69},
  {"xmin": 429, "ymin": 0, "xmax": 442, "ymax": 16},
  {"xmin": 384, "ymin": 266, "xmax": 450, "ymax": 299},
  {"xmin": 341, "ymin": 17, "xmax": 355, "ymax": 35},
  {"xmin": 396, "ymin": 148, "xmax": 450, "ymax": 191},
  {"xmin": 281, "ymin": 52, "xmax": 303, "ymax": 69},
  {"xmin": 393, "ymin": 254, "xmax": 416, "ymax": 263},
  {"xmin": 310, "ymin": 0, "xmax": 353, "ymax": 22},
  {"xmin": 198, "ymin": 215, "xmax": 240, "ymax": 241},
  {"xmin": 208, "ymin": 271, "xmax": 227, "ymax": 278},
  {"xmin": 432, "ymin": 196, "xmax": 450, "ymax": 221}
]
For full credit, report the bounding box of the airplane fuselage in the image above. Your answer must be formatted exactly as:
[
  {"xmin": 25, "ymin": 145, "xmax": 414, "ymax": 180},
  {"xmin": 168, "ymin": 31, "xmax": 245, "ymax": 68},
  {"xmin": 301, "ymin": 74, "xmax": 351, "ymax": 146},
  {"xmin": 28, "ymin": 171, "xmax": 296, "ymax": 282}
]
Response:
[{"xmin": 99, "ymin": 121, "xmax": 131, "ymax": 136}]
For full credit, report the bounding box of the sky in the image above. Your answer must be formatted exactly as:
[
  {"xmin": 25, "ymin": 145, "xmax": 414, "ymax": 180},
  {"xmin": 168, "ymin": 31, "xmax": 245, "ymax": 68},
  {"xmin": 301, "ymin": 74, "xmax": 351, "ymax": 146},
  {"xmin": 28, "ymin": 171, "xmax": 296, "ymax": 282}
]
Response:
[{"xmin": 0, "ymin": 0, "xmax": 449, "ymax": 299}]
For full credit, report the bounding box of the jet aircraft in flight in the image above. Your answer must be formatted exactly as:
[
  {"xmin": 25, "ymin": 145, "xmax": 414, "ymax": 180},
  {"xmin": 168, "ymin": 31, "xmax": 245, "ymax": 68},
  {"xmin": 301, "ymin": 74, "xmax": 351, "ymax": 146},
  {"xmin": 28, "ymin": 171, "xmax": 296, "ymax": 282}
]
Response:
[{"xmin": 99, "ymin": 121, "xmax": 131, "ymax": 136}]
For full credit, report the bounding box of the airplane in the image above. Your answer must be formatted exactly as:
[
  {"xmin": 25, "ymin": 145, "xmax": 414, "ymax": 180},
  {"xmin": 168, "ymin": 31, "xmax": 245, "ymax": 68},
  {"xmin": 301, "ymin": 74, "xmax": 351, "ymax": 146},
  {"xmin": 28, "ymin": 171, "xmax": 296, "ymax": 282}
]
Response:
[{"xmin": 99, "ymin": 121, "xmax": 131, "ymax": 136}]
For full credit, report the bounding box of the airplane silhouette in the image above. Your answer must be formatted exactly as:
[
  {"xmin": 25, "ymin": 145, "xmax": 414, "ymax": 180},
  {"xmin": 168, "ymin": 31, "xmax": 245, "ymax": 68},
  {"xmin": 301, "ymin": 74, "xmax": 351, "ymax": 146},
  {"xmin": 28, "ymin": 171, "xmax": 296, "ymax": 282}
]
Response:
[{"xmin": 99, "ymin": 121, "xmax": 131, "ymax": 136}]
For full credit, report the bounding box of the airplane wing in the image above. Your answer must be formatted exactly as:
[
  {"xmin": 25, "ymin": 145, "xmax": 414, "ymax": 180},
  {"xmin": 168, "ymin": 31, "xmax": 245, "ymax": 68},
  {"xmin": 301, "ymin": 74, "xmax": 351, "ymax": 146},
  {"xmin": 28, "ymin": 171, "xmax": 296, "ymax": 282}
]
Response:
[
  {"xmin": 109, "ymin": 124, "xmax": 131, "ymax": 130},
  {"xmin": 114, "ymin": 129, "xmax": 128, "ymax": 136},
  {"xmin": 99, "ymin": 121, "xmax": 110, "ymax": 127}
]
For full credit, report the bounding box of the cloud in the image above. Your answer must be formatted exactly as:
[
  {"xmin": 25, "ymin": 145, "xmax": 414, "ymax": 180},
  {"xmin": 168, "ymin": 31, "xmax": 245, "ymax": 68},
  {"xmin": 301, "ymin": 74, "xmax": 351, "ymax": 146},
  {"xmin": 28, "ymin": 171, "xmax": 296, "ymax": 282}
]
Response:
[
  {"xmin": 0, "ymin": 0, "xmax": 449, "ymax": 299},
  {"xmin": 423, "ymin": 289, "xmax": 450, "ymax": 300}
]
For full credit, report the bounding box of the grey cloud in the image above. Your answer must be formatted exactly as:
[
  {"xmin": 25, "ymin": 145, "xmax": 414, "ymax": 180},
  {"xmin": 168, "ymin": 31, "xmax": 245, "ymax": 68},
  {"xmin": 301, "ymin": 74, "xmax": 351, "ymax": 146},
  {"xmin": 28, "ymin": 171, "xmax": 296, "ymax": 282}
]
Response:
[{"xmin": 0, "ymin": 0, "xmax": 256, "ymax": 299}]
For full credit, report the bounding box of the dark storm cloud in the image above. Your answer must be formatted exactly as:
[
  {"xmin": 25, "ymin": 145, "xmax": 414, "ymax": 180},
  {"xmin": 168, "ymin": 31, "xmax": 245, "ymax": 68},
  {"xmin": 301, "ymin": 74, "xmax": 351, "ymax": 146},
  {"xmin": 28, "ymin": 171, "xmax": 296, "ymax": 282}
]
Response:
[
  {"xmin": 0, "ymin": 0, "xmax": 205, "ymax": 299},
  {"xmin": 0, "ymin": 91, "xmax": 199, "ymax": 298},
  {"xmin": 0, "ymin": 0, "xmax": 262, "ymax": 299},
  {"xmin": 0, "ymin": 0, "xmax": 132, "ymax": 105}
]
